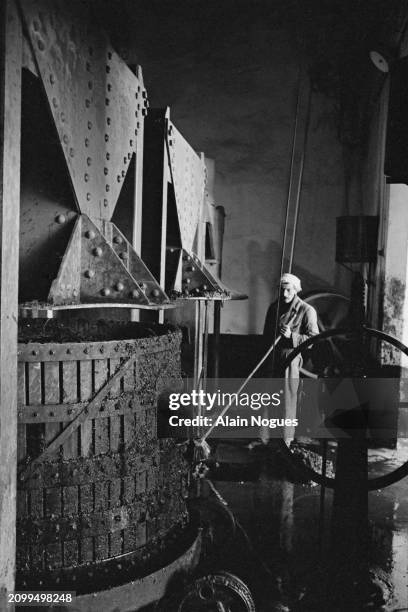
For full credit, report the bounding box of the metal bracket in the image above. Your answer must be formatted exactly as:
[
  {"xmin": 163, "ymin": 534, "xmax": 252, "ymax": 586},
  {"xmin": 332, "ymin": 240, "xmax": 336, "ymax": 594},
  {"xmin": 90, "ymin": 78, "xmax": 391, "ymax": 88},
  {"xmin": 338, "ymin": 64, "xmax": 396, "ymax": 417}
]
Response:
[{"xmin": 167, "ymin": 248, "xmax": 232, "ymax": 300}]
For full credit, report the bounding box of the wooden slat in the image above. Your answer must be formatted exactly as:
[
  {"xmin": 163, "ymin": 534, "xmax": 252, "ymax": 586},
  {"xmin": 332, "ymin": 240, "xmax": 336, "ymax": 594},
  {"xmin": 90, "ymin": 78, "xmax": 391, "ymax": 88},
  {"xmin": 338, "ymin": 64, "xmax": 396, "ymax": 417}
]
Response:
[
  {"xmin": 93, "ymin": 359, "xmax": 109, "ymax": 455},
  {"xmin": 94, "ymin": 479, "xmax": 109, "ymax": 560},
  {"xmin": 122, "ymin": 476, "xmax": 136, "ymax": 553},
  {"xmin": 109, "ymin": 358, "xmax": 122, "ymax": 453},
  {"xmin": 43, "ymin": 362, "xmax": 62, "ymax": 459},
  {"xmin": 45, "ymin": 487, "xmax": 61, "ymax": 518},
  {"xmin": 17, "ymin": 362, "xmax": 26, "ymax": 462},
  {"xmin": 79, "ymin": 360, "xmax": 92, "ymax": 456},
  {"xmin": 63, "ymin": 540, "xmax": 78, "ymax": 568},
  {"xmin": 29, "ymin": 488, "xmax": 43, "ymax": 520},
  {"xmin": 79, "ymin": 483, "xmax": 93, "ymax": 563},
  {"xmin": 62, "ymin": 361, "xmax": 79, "ymax": 459},
  {"xmin": 45, "ymin": 542, "xmax": 62, "ymax": 569},
  {"xmin": 27, "ymin": 362, "xmax": 41, "ymax": 404},
  {"xmin": 109, "ymin": 358, "xmax": 121, "ymax": 397},
  {"xmin": 63, "ymin": 485, "xmax": 78, "ymax": 515},
  {"xmin": 109, "ymin": 479, "xmax": 122, "ymax": 556}
]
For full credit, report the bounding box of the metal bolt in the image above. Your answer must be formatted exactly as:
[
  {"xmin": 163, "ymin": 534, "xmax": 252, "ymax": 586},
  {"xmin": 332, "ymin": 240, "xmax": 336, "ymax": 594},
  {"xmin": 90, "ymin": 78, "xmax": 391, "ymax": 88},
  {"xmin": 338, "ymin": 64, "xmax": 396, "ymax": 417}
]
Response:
[
  {"xmin": 84, "ymin": 173, "xmax": 89, "ymax": 182},
  {"xmin": 88, "ymin": 121, "xmax": 92, "ymax": 130},
  {"xmin": 85, "ymin": 230, "xmax": 95, "ymax": 239},
  {"xmin": 52, "ymin": 97, "xmax": 58, "ymax": 108},
  {"xmin": 63, "ymin": 134, "xmax": 68, "ymax": 144},
  {"xmin": 85, "ymin": 138, "xmax": 89, "ymax": 147},
  {"xmin": 84, "ymin": 348, "xmax": 89, "ymax": 354},
  {"xmin": 113, "ymin": 235, "xmax": 123, "ymax": 244},
  {"xmin": 106, "ymin": 152, "xmax": 110, "ymax": 160},
  {"xmin": 142, "ymin": 108, "xmax": 147, "ymax": 116},
  {"xmin": 69, "ymin": 148, "xmax": 75, "ymax": 157},
  {"xmin": 101, "ymin": 287, "xmax": 110, "ymax": 297},
  {"xmin": 185, "ymin": 278, "xmax": 191, "ymax": 284},
  {"xmin": 129, "ymin": 139, "xmax": 133, "ymax": 147},
  {"xmin": 66, "ymin": 348, "xmax": 71, "ymax": 354},
  {"xmin": 49, "ymin": 349, "xmax": 55, "ymax": 355},
  {"xmin": 55, "ymin": 214, "xmax": 66, "ymax": 224},
  {"xmin": 115, "ymin": 282, "xmax": 124, "ymax": 292},
  {"xmin": 128, "ymin": 152, "xmax": 131, "ymax": 160},
  {"xmin": 202, "ymin": 284, "xmax": 208, "ymax": 291},
  {"xmin": 139, "ymin": 283, "xmax": 146, "ymax": 290},
  {"xmin": 87, "ymin": 157, "xmax": 92, "ymax": 166},
  {"xmin": 107, "ymin": 83, "xmax": 112, "ymax": 92},
  {"xmin": 85, "ymin": 269, "xmax": 95, "ymax": 278},
  {"xmin": 131, "ymin": 290, "xmax": 139, "ymax": 298},
  {"xmin": 151, "ymin": 289, "xmax": 161, "ymax": 297},
  {"xmin": 105, "ymin": 134, "xmax": 109, "ymax": 142},
  {"xmin": 107, "ymin": 117, "xmax": 111, "ymax": 126},
  {"xmin": 93, "ymin": 247, "xmax": 103, "ymax": 257},
  {"xmin": 37, "ymin": 39, "xmax": 45, "ymax": 51},
  {"xmin": 60, "ymin": 112, "xmax": 65, "ymax": 122},
  {"xmin": 105, "ymin": 98, "xmax": 110, "ymax": 106},
  {"xmin": 104, "ymin": 168, "xmax": 108, "ymax": 175},
  {"xmin": 32, "ymin": 350, "xmax": 38, "ymax": 356},
  {"xmin": 117, "ymin": 175, "xmax": 121, "ymax": 182},
  {"xmin": 99, "ymin": 346, "xmax": 104, "ymax": 354},
  {"xmin": 121, "ymin": 170, "xmax": 125, "ymax": 177},
  {"xmin": 106, "ymin": 184, "xmax": 110, "ymax": 192},
  {"xmin": 103, "ymin": 199, "xmax": 108, "ymax": 207},
  {"xmin": 50, "ymin": 74, "xmax": 55, "ymax": 84},
  {"xmin": 32, "ymin": 412, "xmax": 38, "ymax": 418},
  {"xmin": 119, "ymin": 252, "xmax": 126, "ymax": 260}
]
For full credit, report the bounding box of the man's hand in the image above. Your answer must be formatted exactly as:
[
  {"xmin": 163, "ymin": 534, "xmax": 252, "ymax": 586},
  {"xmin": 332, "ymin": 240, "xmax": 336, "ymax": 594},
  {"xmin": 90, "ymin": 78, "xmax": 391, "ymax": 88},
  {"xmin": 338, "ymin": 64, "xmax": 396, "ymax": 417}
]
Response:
[{"xmin": 280, "ymin": 324, "xmax": 291, "ymax": 338}]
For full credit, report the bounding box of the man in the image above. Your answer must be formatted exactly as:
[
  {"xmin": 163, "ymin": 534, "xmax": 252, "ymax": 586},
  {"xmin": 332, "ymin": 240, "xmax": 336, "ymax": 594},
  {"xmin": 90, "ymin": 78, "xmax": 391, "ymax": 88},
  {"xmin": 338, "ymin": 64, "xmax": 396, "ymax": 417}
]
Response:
[{"xmin": 263, "ymin": 273, "xmax": 319, "ymax": 441}]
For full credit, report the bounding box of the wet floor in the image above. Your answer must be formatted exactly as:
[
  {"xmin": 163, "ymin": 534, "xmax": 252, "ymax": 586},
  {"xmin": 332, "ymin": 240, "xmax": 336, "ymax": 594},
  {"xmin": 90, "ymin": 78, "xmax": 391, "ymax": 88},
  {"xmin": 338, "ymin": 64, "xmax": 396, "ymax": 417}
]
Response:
[{"xmin": 211, "ymin": 442, "xmax": 408, "ymax": 611}]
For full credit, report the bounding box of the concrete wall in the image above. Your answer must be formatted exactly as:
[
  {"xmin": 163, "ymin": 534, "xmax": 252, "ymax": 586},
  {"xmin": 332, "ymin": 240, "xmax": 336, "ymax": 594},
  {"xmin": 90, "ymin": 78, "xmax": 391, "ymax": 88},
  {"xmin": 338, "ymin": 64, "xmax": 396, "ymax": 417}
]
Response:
[{"xmin": 116, "ymin": 2, "xmax": 349, "ymax": 334}]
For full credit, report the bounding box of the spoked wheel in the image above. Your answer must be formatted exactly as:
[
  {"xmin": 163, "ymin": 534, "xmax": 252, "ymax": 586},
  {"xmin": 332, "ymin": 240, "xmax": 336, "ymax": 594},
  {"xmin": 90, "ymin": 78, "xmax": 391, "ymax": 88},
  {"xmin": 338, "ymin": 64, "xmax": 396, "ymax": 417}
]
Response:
[
  {"xmin": 278, "ymin": 326, "xmax": 408, "ymax": 490},
  {"xmin": 300, "ymin": 290, "xmax": 350, "ymax": 378},
  {"xmin": 176, "ymin": 571, "xmax": 256, "ymax": 612}
]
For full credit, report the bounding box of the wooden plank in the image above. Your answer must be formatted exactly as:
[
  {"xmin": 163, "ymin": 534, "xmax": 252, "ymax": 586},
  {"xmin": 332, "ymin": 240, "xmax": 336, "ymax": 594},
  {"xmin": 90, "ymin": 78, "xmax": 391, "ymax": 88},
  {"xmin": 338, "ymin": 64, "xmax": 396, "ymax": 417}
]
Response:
[
  {"xmin": 17, "ymin": 362, "xmax": 26, "ymax": 462},
  {"xmin": 79, "ymin": 483, "xmax": 93, "ymax": 564},
  {"xmin": 79, "ymin": 360, "xmax": 93, "ymax": 456},
  {"xmin": 29, "ymin": 488, "xmax": 43, "ymax": 520},
  {"xmin": 62, "ymin": 361, "xmax": 79, "ymax": 459},
  {"xmin": 109, "ymin": 479, "xmax": 122, "ymax": 557},
  {"xmin": 0, "ymin": 1, "xmax": 22, "ymax": 598},
  {"xmin": 94, "ymin": 479, "xmax": 109, "ymax": 560},
  {"xmin": 109, "ymin": 358, "xmax": 121, "ymax": 397},
  {"xmin": 27, "ymin": 362, "xmax": 41, "ymax": 405},
  {"xmin": 122, "ymin": 476, "xmax": 136, "ymax": 553},
  {"xmin": 45, "ymin": 542, "xmax": 63, "ymax": 570},
  {"xmin": 43, "ymin": 362, "xmax": 61, "ymax": 459},
  {"xmin": 63, "ymin": 540, "xmax": 78, "ymax": 568},
  {"xmin": 45, "ymin": 487, "xmax": 61, "ymax": 519},
  {"xmin": 93, "ymin": 359, "xmax": 109, "ymax": 455}
]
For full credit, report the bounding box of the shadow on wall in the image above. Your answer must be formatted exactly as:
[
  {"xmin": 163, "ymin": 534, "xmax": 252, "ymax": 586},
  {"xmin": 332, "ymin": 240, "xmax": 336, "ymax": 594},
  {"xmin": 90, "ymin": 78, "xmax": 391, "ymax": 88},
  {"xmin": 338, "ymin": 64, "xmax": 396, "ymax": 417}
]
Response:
[{"xmin": 247, "ymin": 238, "xmax": 336, "ymax": 332}]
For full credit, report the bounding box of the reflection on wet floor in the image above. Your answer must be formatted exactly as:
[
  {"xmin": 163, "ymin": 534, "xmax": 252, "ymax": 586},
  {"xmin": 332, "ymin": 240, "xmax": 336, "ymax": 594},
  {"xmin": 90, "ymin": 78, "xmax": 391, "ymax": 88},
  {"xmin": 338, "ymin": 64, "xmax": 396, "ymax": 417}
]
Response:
[{"xmin": 212, "ymin": 443, "xmax": 408, "ymax": 611}]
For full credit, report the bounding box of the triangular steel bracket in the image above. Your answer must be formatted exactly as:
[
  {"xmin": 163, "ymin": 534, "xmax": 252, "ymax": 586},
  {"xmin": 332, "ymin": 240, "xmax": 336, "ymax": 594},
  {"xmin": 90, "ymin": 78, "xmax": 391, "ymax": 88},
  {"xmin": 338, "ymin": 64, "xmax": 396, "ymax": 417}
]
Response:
[
  {"xmin": 167, "ymin": 248, "xmax": 232, "ymax": 300},
  {"xmin": 45, "ymin": 215, "xmax": 171, "ymax": 308}
]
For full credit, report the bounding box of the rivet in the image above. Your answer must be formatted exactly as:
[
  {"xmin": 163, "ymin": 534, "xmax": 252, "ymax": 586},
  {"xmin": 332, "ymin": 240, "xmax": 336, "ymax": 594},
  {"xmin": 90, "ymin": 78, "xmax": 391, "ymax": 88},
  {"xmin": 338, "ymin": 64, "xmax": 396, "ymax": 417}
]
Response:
[
  {"xmin": 107, "ymin": 83, "xmax": 112, "ymax": 92},
  {"xmin": 85, "ymin": 230, "xmax": 95, "ymax": 239},
  {"xmin": 142, "ymin": 91, "xmax": 147, "ymax": 99},
  {"xmin": 85, "ymin": 99, "xmax": 90, "ymax": 108},
  {"xmin": 85, "ymin": 269, "xmax": 95, "ymax": 278},
  {"xmin": 151, "ymin": 289, "xmax": 161, "ymax": 297},
  {"xmin": 129, "ymin": 140, "xmax": 133, "ymax": 147},
  {"xmin": 137, "ymin": 122, "xmax": 140, "ymax": 129},
  {"xmin": 50, "ymin": 74, "xmax": 55, "ymax": 84},
  {"xmin": 115, "ymin": 282, "xmax": 124, "ymax": 292},
  {"xmin": 101, "ymin": 288, "xmax": 111, "ymax": 297},
  {"xmin": 202, "ymin": 284, "xmax": 208, "ymax": 290},
  {"xmin": 55, "ymin": 214, "xmax": 66, "ymax": 224},
  {"xmin": 121, "ymin": 170, "xmax": 125, "ymax": 177},
  {"xmin": 93, "ymin": 247, "xmax": 103, "ymax": 257},
  {"xmin": 99, "ymin": 346, "xmax": 104, "ymax": 354},
  {"xmin": 52, "ymin": 97, "xmax": 58, "ymax": 108},
  {"xmin": 60, "ymin": 112, "xmax": 65, "ymax": 122},
  {"xmin": 124, "ymin": 156, "xmax": 127, "ymax": 164},
  {"xmin": 66, "ymin": 348, "xmax": 71, "ymax": 354},
  {"xmin": 135, "ymin": 111, "xmax": 138, "ymax": 118},
  {"xmin": 185, "ymin": 278, "xmax": 191, "ymax": 284},
  {"xmin": 106, "ymin": 185, "xmax": 110, "ymax": 192},
  {"xmin": 128, "ymin": 152, "xmax": 131, "ymax": 160},
  {"xmin": 142, "ymin": 109, "xmax": 147, "ymax": 116},
  {"xmin": 138, "ymin": 85, "xmax": 141, "ymax": 92},
  {"xmin": 107, "ymin": 117, "xmax": 111, "ymax": 126},
  {"xmin": 84, "ymin": 348, "xmax": 89, "ymax": 354},
  {"xmin": 103, "ymin": 199, "xmax": 108, "ymax": 207},
  {"xmin": 137, "ymin": 104, "xmax": 140, "ymax": 110},
  {"xmin": 104, "ymin": 168, "xmax": 108, "ymax": 175},
  {"xmin": 85, "ymin": 138, "xmax": 89, "ymax": 147},
  {"xmin": 113, "ymin": 235, "xmax": 123, "ymax": 244},
  {"xmin": 117, "ymin": 175, "xmax": 121, "ymax": 183},
  {"xmin": 32, "ymin": 412, "xmax": 38, "ymax": 418},
  {"xmin": 63, "ymin": 134, "xmax": 68, "ymax": 144},
  {"xmin": 88, "ymin": 81, "xmax": 93, "ymax": 89},
  {"xmin": 67, "ymin": 408, "xmax": 73, "ymax": 415},
  {"xmin": 84, "ymin": 173, "xmax": 89, "ymax": 182},
  {"xmin": 105, "ymin": 98, "xmax": 110, "ymax": 106},
  {"xmin": 88, "ymin": 121, "xmax": 92, "ymax": 130},
  {"xmin": 69, "ymin": 148, "xmax": 75, "ymax": 157},
  {"xmin": 32, "ymin": 350, "xmax": 38, "ymax": 356},
  {"xmin": 87, "ymin": 157, "xmax": 92, "ymax": 166},
  {"xmin": 106, "ymin": 152, "xmax": 110, "ymax": 160},
  {"xmin": 105, "ymin": 134, "xmax": 109, "ymax": 142},
  {"xmin": 140, "ymin": 282, "xmax": 146, "ymax": 290},
  {"xmin": 37, "ymin": 39, "xmax": 45, "ymax": 51},
  {"xmin": 119, "ymin": 252, "xmax": 126, "ymax": 260},
  {"xmin": 49, "ymin": 349, "xmax": 55, "ymax": 355}
]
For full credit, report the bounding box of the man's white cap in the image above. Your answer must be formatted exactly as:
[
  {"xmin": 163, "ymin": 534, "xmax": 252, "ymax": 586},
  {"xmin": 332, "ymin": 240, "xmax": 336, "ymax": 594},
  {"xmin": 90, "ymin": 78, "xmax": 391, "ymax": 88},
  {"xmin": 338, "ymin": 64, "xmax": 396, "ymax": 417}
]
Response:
[{"xmin": 280, "ymin": 273, "xmax": 302, "ymax": 293}]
